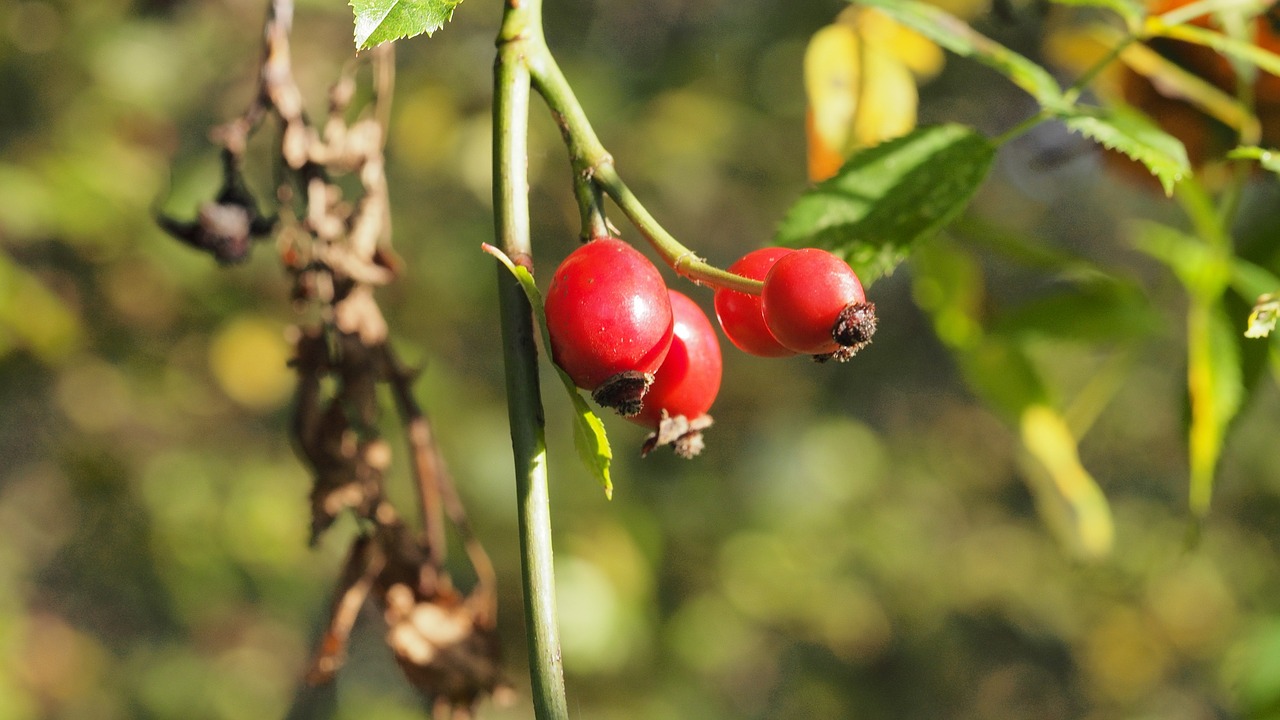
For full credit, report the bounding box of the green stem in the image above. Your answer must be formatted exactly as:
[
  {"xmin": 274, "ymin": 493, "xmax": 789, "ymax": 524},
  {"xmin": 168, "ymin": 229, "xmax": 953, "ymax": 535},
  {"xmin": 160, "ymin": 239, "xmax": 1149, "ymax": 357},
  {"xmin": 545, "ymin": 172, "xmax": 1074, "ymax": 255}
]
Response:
[
  {"xmin": 1062, "ymin": 34, "xmax": 1136, "ymax": 106},
  {"xmin": 523, "ymin": 28, "xmax": 763, "ymax": 295},
  {"xmin": 992, "ymin": 111, "xmax": 1049, "ymax": 147},
  {"xmin": 494, "ymin": 3, "xmax": 569, "ymax": 718}
]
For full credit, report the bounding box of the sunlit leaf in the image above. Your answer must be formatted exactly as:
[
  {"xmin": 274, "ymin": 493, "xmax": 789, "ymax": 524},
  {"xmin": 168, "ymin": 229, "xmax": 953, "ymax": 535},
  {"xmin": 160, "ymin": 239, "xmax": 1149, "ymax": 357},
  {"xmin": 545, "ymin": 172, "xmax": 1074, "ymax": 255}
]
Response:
[
  {"xmin": 350, "ymin": 0, "xmax": 464, "ymax": 50},
  {"xmin": 483, "ymin": 244, "xmax": 614, "ymax": 499},
  {"xmin": 1117, "ymin": 39, "xmax": 1256, "ymax": 134},
  {"xmin": 1134, "ymin": 221, "xmax": 1230, "ymax": 299},
  {"xmin": 1018, "ymin": 404, "xmax": 1114, "ymax": 559},
  {"xmin": 1186, "ymin": 302, "xmax": 1242, "ymax": 516},
  {"xmin": 1057, "ymin": 105, "xmax": 1190, "ymax": 195},
  {"xmin": 805, "ymin": 22, "xmax": 920, "ymax": 182},
  {"xmin": 852, "ymin": 0, "xmax": 1064, "ymax": 105},
  {"xmin": 1148, "ymin": 18, "xmax": 1280, "ymax": 78},
  {"xmin": 777, "ymin": 124, "xmax": 995, "ymax": 286},
  {"xmin": 1151, "ymin": 0, "xmax": 1275, "ymax": 28},
  {"xmin": 1228, "ymin": 145, "xmax": 1280, "ymax": 174}
]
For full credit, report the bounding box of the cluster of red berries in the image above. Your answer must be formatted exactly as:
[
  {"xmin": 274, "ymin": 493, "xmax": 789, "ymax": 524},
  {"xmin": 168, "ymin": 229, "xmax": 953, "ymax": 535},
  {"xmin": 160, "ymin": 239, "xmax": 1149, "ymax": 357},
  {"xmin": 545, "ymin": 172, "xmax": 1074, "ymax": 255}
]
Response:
[{"xmin": 544, "ymin": 237, "xmax": 875, "ymax": 457}]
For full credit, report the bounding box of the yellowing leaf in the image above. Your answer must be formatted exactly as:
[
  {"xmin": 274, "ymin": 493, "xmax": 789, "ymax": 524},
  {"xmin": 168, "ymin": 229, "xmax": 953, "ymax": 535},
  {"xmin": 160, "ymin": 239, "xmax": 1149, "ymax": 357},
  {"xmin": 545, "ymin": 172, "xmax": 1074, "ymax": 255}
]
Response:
[
  {"xmin": 839, "ymin": 7, "xmax": 946, "ymax": 79},
  {"xmin": 1018, "ymin": 404, "xmax": 1114, "ymax": 559},
  {"xmin": 804, "ymin": 23, "xmax": 920, "ymax": 182}
]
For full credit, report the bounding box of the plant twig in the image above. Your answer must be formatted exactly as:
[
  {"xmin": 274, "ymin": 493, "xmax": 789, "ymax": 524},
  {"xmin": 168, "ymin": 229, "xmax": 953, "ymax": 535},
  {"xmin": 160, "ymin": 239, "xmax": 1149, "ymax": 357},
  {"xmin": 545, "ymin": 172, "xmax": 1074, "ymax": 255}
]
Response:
[{"xmin": 494, "ymin": 1, "xmax": 570, "ymax": 717}]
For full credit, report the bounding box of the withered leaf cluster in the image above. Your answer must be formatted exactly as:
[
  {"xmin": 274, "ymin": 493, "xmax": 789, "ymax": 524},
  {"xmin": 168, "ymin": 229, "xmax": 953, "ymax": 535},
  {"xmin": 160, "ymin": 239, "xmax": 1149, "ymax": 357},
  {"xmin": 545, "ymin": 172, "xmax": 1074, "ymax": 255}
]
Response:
[{"xmin": 158, "ymin": 1, "xmax": 510, "ymax": 716}]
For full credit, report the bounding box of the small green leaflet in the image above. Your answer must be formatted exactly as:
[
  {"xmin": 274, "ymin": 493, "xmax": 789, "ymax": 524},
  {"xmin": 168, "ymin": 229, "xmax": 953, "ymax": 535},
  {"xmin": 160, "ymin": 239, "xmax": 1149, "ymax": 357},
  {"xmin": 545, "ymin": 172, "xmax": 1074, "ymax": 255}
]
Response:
[
  {"xmin": 1057, "ymin": 105, "xmax": 1190, "ymax": 195},
  {"xmin": 483, "ymin": 244, "xmax": 614, "ymax": 499},
  {"xmin": 350, "ymin": 0, "xmax": 464, "ymax": 50},
  {"xmin": 1229, "ymin": 145, "xmax": 1280, "ymax": 175},
  {"xmin": 775, "ymin": 124, "xmax": 995, "ymax": 287},
  {"xmin": 853, "ymin": 0, "xmax": 1064, "ymax": 106}
]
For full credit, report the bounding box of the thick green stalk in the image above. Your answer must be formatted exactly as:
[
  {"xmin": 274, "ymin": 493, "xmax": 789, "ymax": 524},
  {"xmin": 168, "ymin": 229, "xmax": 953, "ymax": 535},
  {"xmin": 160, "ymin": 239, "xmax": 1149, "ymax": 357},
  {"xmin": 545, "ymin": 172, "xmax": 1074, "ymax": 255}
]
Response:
[{"xmin": 494, "ymin": 2, "xmax": 569, "ymax": 717}]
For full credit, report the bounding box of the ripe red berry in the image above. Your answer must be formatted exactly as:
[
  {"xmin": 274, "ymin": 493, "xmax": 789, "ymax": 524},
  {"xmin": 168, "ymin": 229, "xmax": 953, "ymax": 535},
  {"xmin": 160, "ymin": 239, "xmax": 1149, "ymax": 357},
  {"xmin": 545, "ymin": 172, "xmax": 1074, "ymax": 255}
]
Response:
[
  {"xmin": 762, "ymin": 248, "xmax": 876, "ymax": 359},
  {"xmin": 632, "ymin": 291, "xmax": 722, "ymax": 425},
  {"xmin": 713, "ymin": 247, "xmax": 797, "ymax": 358},
  {"xmin": 631, "ymin": 290, "xmax": 722, "ymax": 458},
  {"xmin": 545, "ymin": 237, "xmax": 674, "ymax": 415}
]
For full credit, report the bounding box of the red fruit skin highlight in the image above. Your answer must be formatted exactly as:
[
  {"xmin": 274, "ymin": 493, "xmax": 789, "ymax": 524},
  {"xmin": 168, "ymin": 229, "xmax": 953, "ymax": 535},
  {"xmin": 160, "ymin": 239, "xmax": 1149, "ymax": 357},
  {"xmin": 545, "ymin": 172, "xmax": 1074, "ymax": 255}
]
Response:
[
  {"xmin": 631, "ymin": 290, "xmax": 723, "ymax": 428},
  {"xmin": 762, "ymin": 248, "xmax": 866, "ymax": 355},
  {"xmin": 545, "ymin": 238, "xmax": 674, "ymax": 391},
  {"xmin": 713, "ymin": 247, "xmax": 797, "ymax": 358}
]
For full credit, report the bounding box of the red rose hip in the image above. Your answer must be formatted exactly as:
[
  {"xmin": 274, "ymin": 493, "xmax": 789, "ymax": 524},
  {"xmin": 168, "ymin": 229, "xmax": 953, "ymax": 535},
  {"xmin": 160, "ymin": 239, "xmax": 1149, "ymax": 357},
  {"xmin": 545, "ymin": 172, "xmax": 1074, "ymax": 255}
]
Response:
[
  {"xmin": 631, "ymin": 290, "xmax": 722, "ymax": 458},
  {"xmin": 713, "ymin": 247, "xmax": 797, "ymax": 358},
  {"xmin": 545, "ymin": 237, "xmax": 674, "ymax": 415},
  {"xmin": 762, "ymin": 248, "xmax": 876, "ymax": 360}
]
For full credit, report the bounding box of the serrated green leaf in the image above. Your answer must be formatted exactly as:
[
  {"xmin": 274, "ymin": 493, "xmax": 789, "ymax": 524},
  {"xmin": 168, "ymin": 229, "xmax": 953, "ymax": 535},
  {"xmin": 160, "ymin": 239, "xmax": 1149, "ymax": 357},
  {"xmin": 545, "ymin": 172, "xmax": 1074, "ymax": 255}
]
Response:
[
  {"xmin": 483, "ymin": 244, "xmax": 614, "ymax": 499},
  {"xmin": 1058, "ymin": 105, "xmax": 1190, "ymax": 195},
  {"xmin": 1229, "ymin": 145, "xmax": 1280, "ymax": 174},
  {"xmin": 1050, "ymin": 0, "xmax": 1144, "ymax": 25},
  {"xmin": 350, "ymin": 0, "xmax": 463, "ymax": 50},
  {"xmin": 853, "ymin": 0, "xmax": 1064, "ymax": 105},
  {"xmin": 1149, "ymin": 19, "xmax": 1280, "ymax": 78},
  {"xmin": 775, "ymin": 124, "xmax": 995, "ymax": 286}
]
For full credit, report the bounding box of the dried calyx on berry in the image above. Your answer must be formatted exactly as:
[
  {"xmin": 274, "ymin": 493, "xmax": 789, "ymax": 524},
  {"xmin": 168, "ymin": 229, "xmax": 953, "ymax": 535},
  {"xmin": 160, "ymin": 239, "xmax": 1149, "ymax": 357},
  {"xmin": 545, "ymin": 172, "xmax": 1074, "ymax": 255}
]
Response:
[
  {"xmin": 629, "ymin": 290, "xmax": 723, "ymax": 458},
  {"xmin": 761, "ymin": 247, "xmax": 877, "ymax": 362}
]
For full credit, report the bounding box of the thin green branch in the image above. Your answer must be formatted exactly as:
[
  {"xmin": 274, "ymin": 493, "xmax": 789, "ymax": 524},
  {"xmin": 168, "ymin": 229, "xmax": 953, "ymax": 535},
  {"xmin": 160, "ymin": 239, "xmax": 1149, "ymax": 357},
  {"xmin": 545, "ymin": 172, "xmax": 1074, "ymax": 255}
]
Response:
[
  {"xmin": 523, "ymin": 31, "xmax": 763, "ymax": 295},
  {"xmin": 494, "ymin": 3, "xmax": 569, "ymax": 717}
]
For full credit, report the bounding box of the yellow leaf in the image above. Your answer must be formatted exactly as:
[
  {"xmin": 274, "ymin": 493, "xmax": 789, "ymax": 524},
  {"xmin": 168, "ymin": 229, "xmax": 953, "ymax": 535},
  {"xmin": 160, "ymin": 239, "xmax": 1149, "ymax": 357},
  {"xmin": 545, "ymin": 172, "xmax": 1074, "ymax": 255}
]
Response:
[
  {"xmin": 840, "ymin": 7, "xmax": 946, "ymax": 80},
  {"xmin": 1018, "ymin": 404, "xmax": 1114, "ymax": 559},
  {"xmin": 804, "ymin": 23, "xmax": 920, "ymax": 181}
]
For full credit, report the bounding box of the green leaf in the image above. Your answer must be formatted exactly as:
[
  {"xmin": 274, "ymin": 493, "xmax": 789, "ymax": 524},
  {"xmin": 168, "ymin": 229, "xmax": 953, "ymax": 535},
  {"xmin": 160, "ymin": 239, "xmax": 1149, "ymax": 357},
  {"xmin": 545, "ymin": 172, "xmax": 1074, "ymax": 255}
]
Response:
[
  {"xmin": 1228, "ymin": 145, "xmax": 1280, "ymax": 175},
  {"xmin": 852, "ymin": 0, "xmax": 1064, "ymax": 105},
  {"xmin": 350, "ymin": 0, "xmax": 463, "ymax": 50},
  {"xmin": 775, "ymin": 124, "xmax": 996, "ymax": 286},
  {"xmin": 483, "ymin": 244, "xmax": 614, "ymax": 499},
  {"xmin": 1057, "ymin": 105, "xmax": 1190, "ymax": 195},
  {"xmin": 1149, "ymin": 20, "xmax": 1280, "ymax": 78},
  {"xmin": 1050, "ymin": 0, "xmax": 1144, "ymax": 25},
  {"xmin": 1134, "ymin": 221, "xmax": 1230, "ymax": 299}
]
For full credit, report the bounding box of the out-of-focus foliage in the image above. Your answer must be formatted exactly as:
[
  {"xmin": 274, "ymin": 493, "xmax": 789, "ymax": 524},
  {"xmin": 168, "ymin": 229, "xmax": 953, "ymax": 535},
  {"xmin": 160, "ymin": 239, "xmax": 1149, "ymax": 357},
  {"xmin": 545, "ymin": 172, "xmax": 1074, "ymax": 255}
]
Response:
[{"xmin": 3, "ymin": 1, "xmax": 1280, "ymax": 720}]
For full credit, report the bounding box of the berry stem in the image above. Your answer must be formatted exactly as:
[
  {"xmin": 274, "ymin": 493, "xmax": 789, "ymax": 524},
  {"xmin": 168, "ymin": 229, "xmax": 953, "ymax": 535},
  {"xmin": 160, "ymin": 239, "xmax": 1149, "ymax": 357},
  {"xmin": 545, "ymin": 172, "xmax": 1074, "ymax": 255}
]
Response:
[
  {"xmin": 523, "ymin": 25, "xmax": 763, "ymax": 295},
  {"xmin": 494, "ymin": 2, "xmax": 570, "ymax": 718}
]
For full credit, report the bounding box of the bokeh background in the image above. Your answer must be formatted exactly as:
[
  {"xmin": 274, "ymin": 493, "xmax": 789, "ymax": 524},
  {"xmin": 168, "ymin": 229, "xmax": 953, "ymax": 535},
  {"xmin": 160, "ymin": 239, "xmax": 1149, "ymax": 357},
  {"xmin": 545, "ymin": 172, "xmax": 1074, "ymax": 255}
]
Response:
[{"xmin": 4, "ymin": 0, "xmax": 1280, "ymax": 718}]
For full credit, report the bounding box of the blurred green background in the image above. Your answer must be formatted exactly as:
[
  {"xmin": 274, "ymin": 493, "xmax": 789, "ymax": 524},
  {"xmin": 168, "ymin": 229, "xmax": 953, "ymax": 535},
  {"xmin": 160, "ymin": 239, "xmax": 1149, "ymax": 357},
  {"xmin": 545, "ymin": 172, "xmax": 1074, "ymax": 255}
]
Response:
[{"xmin": 4, "ymin": 0, "xmax": 1280, "ymax": 718}]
